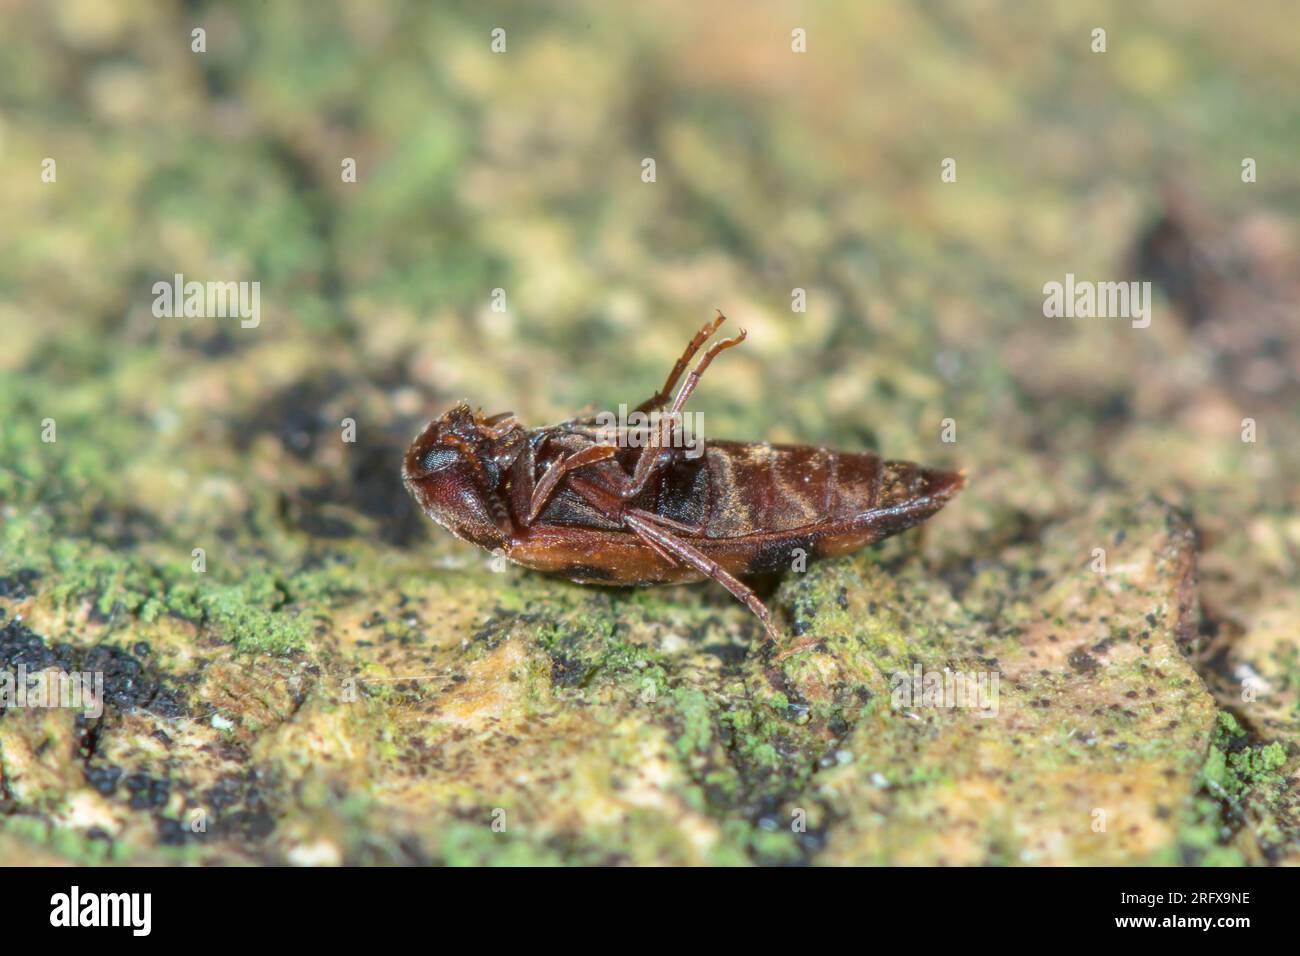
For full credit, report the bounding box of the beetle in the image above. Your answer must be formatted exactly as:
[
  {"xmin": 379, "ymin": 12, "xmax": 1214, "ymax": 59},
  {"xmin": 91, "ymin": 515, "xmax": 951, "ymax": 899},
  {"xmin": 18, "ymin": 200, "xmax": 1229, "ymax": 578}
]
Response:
[{"xmin": 403, "ymin": 312, "xmax": 964, "ymax": 658}]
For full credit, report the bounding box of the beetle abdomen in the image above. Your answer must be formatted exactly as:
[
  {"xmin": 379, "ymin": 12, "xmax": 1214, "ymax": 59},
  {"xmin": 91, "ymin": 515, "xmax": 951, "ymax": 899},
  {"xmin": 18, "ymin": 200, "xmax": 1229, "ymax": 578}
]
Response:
[
  {"xmin": 685, "ymin": 441, "xmax": 956, "ymax": 539},
  {"xmin": 693, "ymin": 441, "xmax": 837, "ymax": 536}
]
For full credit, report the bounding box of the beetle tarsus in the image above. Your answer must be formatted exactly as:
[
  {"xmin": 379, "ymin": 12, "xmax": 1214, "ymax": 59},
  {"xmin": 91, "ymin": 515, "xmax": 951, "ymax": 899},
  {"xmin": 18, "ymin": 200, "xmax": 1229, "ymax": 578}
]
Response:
[
  {"xmin": 771, "ymin": 634, "xmax": 822, "ymax": 662},
  {"xmin": 633, "ymin": 310, "xmax": 728, "ymax": 415}
]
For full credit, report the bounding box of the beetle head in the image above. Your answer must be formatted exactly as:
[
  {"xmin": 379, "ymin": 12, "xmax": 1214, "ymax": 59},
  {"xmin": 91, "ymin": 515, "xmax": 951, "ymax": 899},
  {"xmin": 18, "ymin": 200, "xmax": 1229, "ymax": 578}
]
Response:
[{"xmin": 402, "ymin": 402, "xmax": 522, "ymax": 550}]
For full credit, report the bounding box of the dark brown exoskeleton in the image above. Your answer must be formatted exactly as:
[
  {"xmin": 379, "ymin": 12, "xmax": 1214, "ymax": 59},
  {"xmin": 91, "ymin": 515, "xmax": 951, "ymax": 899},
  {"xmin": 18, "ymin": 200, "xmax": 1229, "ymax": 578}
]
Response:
[{"xmin": 403, "ymin": 313, "xmax": 964, "ymax": 658}]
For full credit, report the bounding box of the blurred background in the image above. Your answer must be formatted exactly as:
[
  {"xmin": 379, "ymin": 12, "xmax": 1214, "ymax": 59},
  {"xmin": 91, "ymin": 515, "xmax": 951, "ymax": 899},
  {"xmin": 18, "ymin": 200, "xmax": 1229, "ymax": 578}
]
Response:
[{"xmin": 0, "ymin": 0, "xmax": 1297, "ymax": 865}]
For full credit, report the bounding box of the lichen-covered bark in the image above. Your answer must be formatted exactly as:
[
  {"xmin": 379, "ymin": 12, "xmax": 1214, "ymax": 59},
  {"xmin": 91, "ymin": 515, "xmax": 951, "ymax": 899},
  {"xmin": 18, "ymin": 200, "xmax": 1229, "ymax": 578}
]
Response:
[{"xmin": 1, "ymin": 0, "xmax": 1296, "ymax": 865}]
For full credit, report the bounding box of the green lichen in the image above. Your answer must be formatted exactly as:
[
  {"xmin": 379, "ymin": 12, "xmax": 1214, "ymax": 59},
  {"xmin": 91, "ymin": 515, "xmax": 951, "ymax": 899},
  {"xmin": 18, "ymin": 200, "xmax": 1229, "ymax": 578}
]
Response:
[
  {"xmin": 196, "ymin": 579, "xmax": 311, "ymax": 655},
  {"xmin": 1205, "ymin": 712, "xmax": 1290, "ymax": 799},
  {"xmin": 671, "ymin": 688, "xmax": 714, "ymax": 759},
  {"xmin": 0, "ymin": 816, "xmax": 127, "ymax": 865},
  {"xmin": 1184, "ymin": 711, "xmax": 1294, "ymax": 863}
]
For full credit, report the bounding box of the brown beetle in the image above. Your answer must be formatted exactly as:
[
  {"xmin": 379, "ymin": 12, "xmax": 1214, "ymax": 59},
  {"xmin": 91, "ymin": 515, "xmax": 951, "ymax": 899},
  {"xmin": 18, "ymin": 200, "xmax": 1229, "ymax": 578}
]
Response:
[{"xmin": 403, "ymin": 313, "xmax": 964, "ymax": 657}]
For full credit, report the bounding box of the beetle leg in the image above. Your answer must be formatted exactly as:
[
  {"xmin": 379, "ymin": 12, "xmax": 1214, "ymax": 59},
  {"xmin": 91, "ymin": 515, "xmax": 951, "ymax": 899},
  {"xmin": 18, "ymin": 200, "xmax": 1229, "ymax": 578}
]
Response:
[
  {"xmin": 561, "ymin": 424, "xmax": 643, "ymax": 444},
  {"xmin": 622, "ymin": 510, "xmax": 780, "ymax": 643},
  {"xmin": 632, "ymin": 310, "xmax": 726, "ymax": 414},
  {"xmin": 533, "ymin": 318, "xmax": 745, "ymax": 523},
  {"xmin": 526, "ymin": 443, "xmax": 619, "ymax": 524},
  {"xmin": 629, "ymin": 519, "xmax": 684, "ymax": 568},
  {"xmin": 615, "ymin": 325, "xmax": 747, "ymax": 501},
  {"xmin": 563, "ymin": 475, "xmax": 704, "ymax": 535},
  {"xmin": 637, "ymin": 511, "xmax": 705, "ymax": 535},
  {"xmin": 552, "ymin": 303, "xmax": 723, "ymax": 438},
  {"xmin": 770, "ymin": 635, "xmax": 822, "ymax": 662},
  {"xmin": 769, "ymin": 639, "xmax": 821, "ymax": 660},
  {"xmin": 666, "ymin": 325, "xmax": 746, "ymax": 418},
  {"xmin": 505, "ymin": 439, "xmax": 536, "ymax": 531},
  {"xmin": 480, "ymin": 414, "xmax": 521, "ymax": 440}
]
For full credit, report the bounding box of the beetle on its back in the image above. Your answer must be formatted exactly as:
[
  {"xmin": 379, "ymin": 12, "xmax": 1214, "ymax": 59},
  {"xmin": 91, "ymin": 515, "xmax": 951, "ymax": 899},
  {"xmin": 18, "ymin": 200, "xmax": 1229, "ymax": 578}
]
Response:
[{"xmin": 403, "ymin": 313, "xmax": 964, "ymax": 657}]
